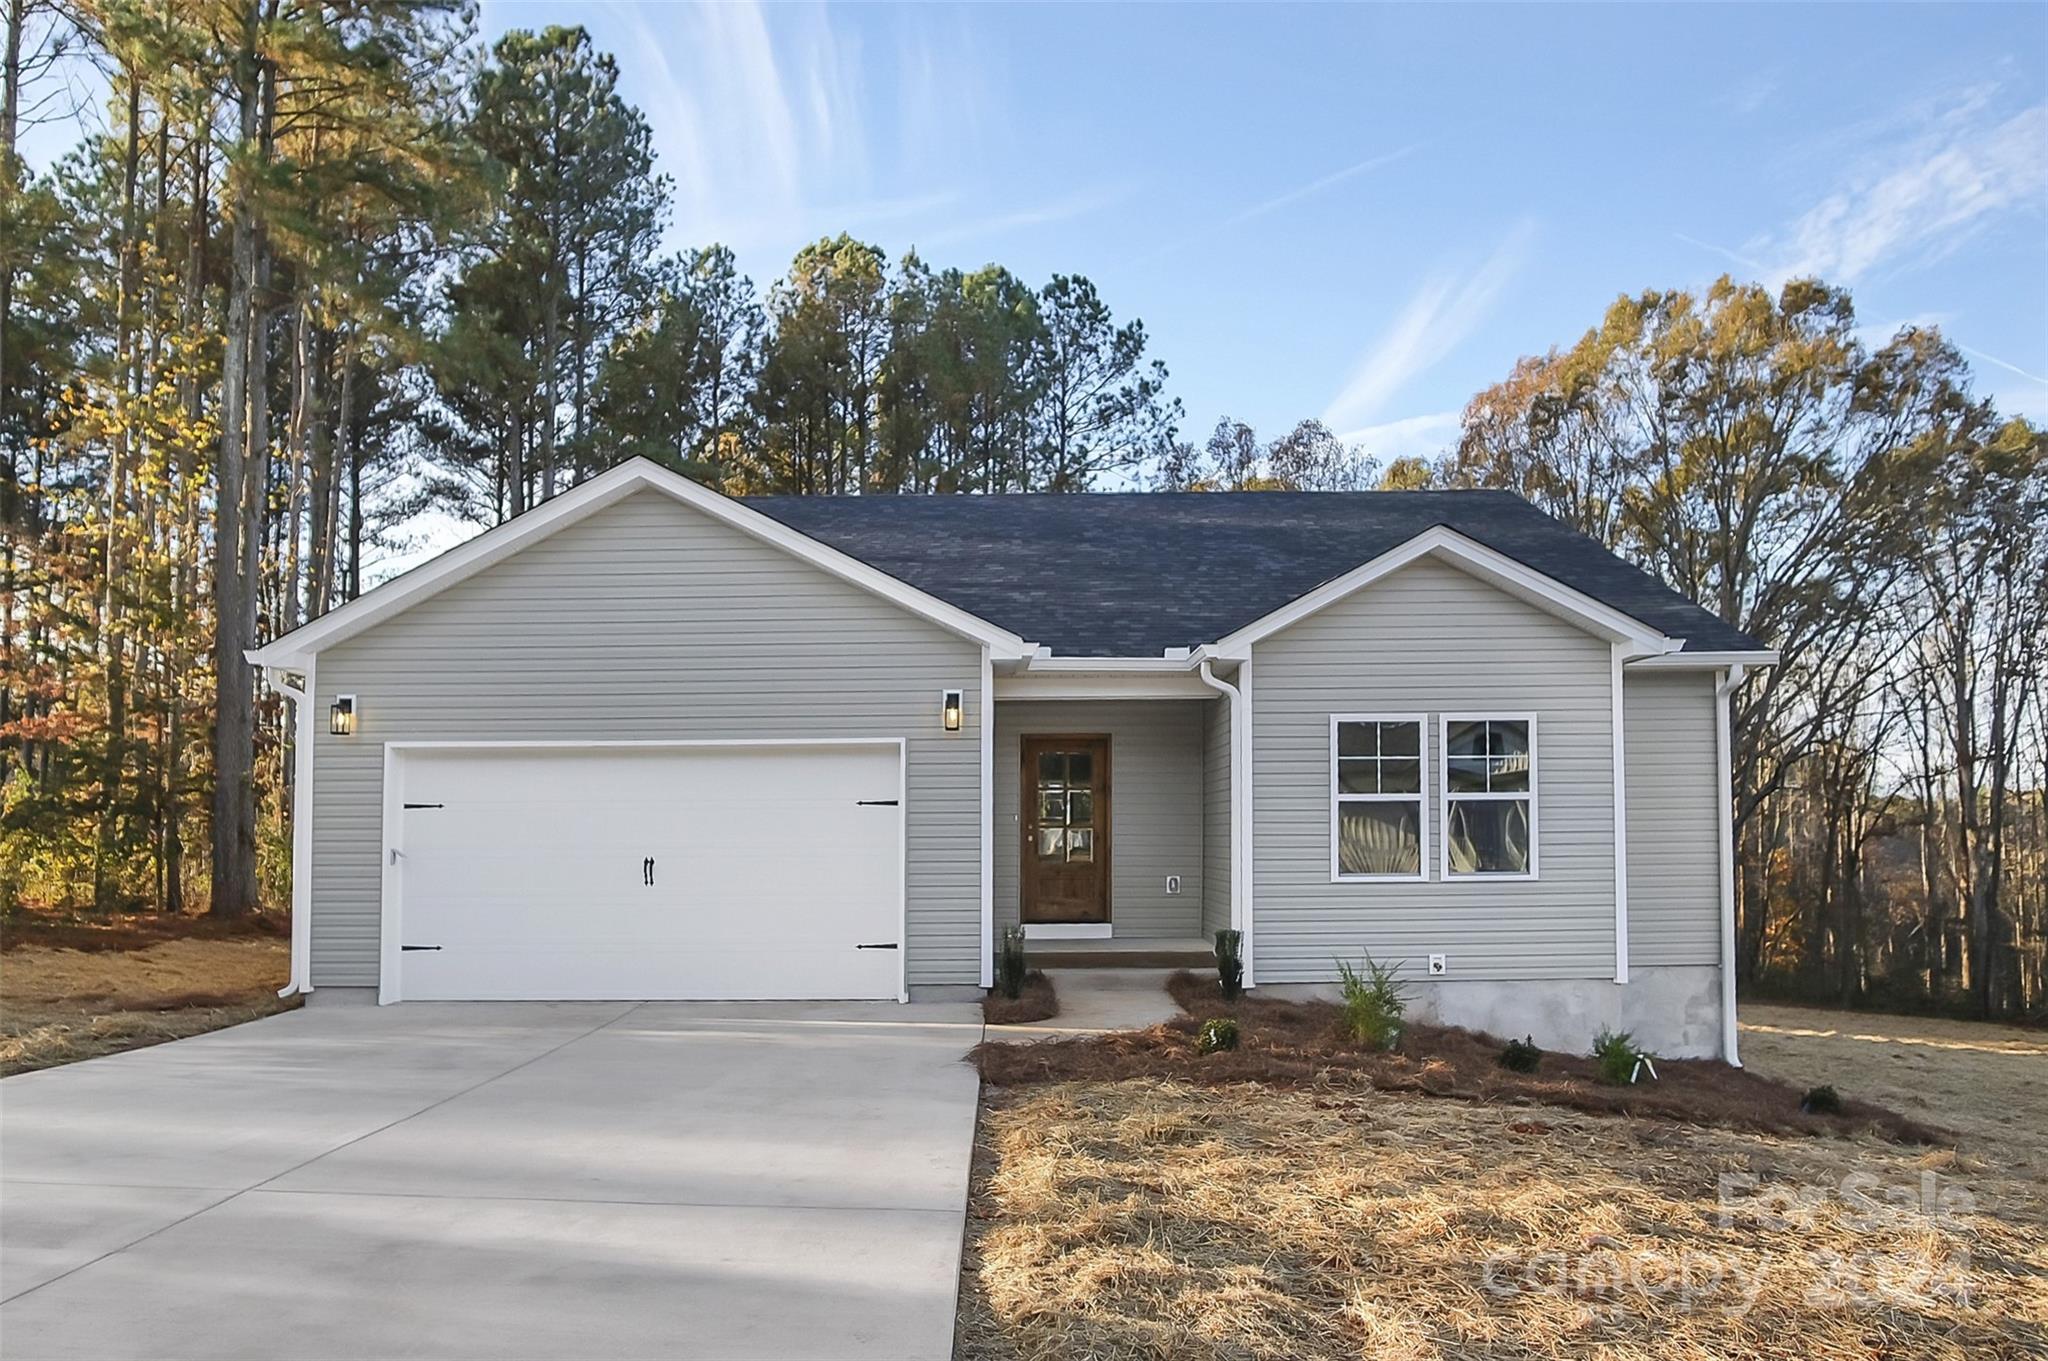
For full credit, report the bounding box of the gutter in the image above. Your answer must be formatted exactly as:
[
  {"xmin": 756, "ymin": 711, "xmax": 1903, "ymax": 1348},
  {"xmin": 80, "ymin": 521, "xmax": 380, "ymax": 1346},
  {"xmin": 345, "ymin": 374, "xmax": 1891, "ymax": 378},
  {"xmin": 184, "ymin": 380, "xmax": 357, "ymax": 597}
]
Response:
[
  {"xmin": 1195, "ymin": 660, "xmax": 1251, "ymax": 987},
  {"xmin": 1714, "ymin": 664, "xmax": 1747, "ymax": 1066},
  {"xmin": 261, "ymin": 661, "xmax": 317, "ymax": 999}
]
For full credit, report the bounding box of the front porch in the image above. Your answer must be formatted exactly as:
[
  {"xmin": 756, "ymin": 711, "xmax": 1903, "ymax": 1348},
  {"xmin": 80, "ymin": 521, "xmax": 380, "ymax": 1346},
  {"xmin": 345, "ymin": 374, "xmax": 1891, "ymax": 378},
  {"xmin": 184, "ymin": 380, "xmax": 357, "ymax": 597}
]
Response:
[{"xmin": 992, "ymin": 692, "xmax": 1233, "ymax": 953}]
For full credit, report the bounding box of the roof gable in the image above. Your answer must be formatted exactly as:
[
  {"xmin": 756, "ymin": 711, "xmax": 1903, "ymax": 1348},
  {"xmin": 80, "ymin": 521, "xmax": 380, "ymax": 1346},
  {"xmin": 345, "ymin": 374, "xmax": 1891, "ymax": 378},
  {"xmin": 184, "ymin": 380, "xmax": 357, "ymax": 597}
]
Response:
[
  {"xmin": 248, "ymin": 459, "xmax": 1034, "ymax": 665},
  {"xmin": 1203, "ymin": 525, "xmax": 1679, "ymax": 658}
]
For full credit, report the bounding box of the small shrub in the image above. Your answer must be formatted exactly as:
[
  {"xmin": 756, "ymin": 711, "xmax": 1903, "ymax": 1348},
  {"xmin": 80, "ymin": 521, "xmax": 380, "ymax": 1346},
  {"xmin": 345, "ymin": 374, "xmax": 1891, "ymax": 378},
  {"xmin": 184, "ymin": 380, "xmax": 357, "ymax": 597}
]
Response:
[
  {"xmin": 1591, "ymin": 1027, "xmax": 1652, "ymax": 1084},
  {"xmin": 995, "ymin": 925, "xmax": 1029, "ymax": 1000},
  {"xmin": 1499, "ymin": 1035, "xmax": 1543, "ymax": 1073},
  {"xmin": 1801, "ymin": 1084, "xmax": 1844, "ymax": 1115},
  {"xmin": 1196, "ymin": 1017, "xmax": 1240, "ymax": 1054},
  {"xmin": 1213, "ymin": 929, "xmax": 1244, "ymax": 1000},
  {"xmin": 1336, "ymin": 954, "xmax": 1407, "ymax": 1051}
]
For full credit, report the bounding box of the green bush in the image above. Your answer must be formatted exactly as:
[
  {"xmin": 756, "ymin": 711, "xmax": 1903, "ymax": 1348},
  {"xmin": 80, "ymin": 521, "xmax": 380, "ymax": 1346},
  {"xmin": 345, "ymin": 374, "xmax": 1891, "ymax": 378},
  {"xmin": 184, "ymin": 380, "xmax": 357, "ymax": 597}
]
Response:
[
  {"xmin": 1498, "ymin": 1035, "xmax": 1543, "ymax": 1073},
  {"xmin": 1213, "ymin": 929, "xmax": 1244, "ymax": 999},
  {"xmin": 995, "ymin": 925, "xmax": 1029, "ymax": 1000},
  {"xmin": 1591, "ymin": 1028, "xmax": 1650, "ymax": 1084},
  {"xmin": 1801, "ymin": 1084, "xmax": 1844, "ymax": 1115},
  {"xmin": 1197, "ymin": 1017, "xmax": 1240, "ymax": 1054},
  {"xmin": 1336, "ymin": 954, "xmax": 1407, "ymax": 1051}
]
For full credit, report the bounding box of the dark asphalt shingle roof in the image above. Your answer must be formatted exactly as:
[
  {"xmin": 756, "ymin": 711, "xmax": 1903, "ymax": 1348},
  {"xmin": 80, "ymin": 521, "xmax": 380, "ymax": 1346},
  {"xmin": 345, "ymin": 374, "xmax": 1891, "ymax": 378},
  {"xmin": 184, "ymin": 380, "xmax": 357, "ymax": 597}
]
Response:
[{"xmin": 743, "ymin": 490, "xmax": 1762, "ymax": 658}]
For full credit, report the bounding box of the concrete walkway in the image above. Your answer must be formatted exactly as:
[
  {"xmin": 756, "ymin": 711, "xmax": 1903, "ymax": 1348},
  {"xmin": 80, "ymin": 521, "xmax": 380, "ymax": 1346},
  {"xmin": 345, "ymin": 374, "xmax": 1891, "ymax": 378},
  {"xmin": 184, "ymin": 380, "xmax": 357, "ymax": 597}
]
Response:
[
  {"xmin": 0, "ymin": 1000, "xmax": 984, "ymax": 1361},
  {"xmin": 983, "ymin": 969, "xmax": 1189, "ymax": 1042}
]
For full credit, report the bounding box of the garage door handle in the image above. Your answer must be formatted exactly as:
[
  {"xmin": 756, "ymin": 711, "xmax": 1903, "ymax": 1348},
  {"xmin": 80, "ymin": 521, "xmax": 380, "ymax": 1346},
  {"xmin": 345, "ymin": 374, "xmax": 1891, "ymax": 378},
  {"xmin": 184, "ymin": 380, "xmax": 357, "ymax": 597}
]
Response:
[{"xmin": 855, "ymin": 942, "xmax": 899, "ymax": 950}]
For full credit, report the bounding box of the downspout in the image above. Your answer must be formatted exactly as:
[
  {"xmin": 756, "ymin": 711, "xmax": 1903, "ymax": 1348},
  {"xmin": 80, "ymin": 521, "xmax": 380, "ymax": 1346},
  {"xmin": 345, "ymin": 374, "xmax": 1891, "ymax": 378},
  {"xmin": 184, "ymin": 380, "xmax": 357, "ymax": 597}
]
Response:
[
  {"xmin": 979, "ymin": 646, "xmax": 994, "ymax": 988},
  {"xmin": 1197, "ymin": 660, "xmax": 1250, "ymax": 986},
  {"xmin": 264, "ymin": 662, "xmax": 316, "ymax": 999},
  {"xmin": 1715, "ymin": 664, "xmax": 1746, "ymax": 1066}
]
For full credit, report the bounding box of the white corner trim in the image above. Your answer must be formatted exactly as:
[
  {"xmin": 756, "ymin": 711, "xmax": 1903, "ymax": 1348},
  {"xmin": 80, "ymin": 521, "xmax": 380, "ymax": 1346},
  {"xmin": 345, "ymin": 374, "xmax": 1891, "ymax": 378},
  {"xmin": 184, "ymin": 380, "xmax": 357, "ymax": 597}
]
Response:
[
  {"xmin": 1628, "ymin": 649, "xmax": 1779, "ymax": 670},
  {"xmin": 1715, "ymin": 664, "xmax": 1747, "ymax": 1066},
  {"xmin": 1611, "ymin": 643, "xmax": 1629, "ymax": 985},
  {"xmin": 264, "ymin": 663, "xmax": 316, "ymax": 998},
  {"xmin": 1207, "ymin": 526, "xmax": 1680, "ymax": 658},
  {"xmin": 249, "ymin": 458, "xmax": 1034, "ymax": 665},
  {"xmin": 979, "ymin": 647, "xmax": 995, "ymax": 989}
]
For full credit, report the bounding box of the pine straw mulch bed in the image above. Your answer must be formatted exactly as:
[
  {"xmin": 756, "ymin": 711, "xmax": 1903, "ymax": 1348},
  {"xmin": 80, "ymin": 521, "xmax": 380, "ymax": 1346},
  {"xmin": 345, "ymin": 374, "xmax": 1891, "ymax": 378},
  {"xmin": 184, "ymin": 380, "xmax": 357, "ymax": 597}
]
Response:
[
  {"xmin": 1, "ymin": 906, "xmax": 289, "ymax": 954},
  {"xmin": 969, "ymin": 972, "xmax": 1940, "ymax": 1145},
  {"xmin": 1, "ymin": 931, "xmax": 295, "ymax": 1075},
  {"xmin": 984, "ymin": 971, "xmax": 1059, "ymax": 1025},
  {"xmin": 954, "ymin": 1080, "xmax": 2048, "ymax": 1361}
]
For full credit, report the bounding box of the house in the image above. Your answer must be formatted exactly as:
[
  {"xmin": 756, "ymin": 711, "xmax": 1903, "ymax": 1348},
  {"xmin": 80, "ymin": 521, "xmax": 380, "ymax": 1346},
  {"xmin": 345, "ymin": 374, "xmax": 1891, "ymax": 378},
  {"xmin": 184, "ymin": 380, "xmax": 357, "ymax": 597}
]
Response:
[{"xmin": 248, "ymin": 458, "xmax": 1774, "ymax": 1060}]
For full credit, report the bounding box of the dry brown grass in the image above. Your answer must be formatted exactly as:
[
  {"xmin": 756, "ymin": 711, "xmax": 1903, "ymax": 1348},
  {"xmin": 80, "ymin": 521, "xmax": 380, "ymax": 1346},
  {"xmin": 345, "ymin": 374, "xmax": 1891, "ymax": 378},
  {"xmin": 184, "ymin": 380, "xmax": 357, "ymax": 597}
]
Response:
[
  {"xmin": 1741, "ymin": 1003, "xmax": 2048, "ymax": 1186},
  {"xmin": 972, "ymin": 973, "xmax": 1941, "ymax": 1145},
  {"xmin": 955, "ymin": 1080, "xmax": 2048, "ymax": 1361},
  {"xmin": 985, "ymin": 971, "xmax": 1059, "ymax": 1025},
  {"xmin": 0, "ymin": 932, "xmax": 294, "ymax": 1075}
]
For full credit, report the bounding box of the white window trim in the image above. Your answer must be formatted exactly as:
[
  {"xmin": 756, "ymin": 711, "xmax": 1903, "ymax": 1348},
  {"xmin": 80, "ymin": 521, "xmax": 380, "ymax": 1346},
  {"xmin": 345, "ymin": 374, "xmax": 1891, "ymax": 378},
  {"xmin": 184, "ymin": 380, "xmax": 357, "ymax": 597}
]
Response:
[
  {"xmin": 1329, "ymin": 713, "xmax": 1430, "ymax": 883},
  {"xmin": 1439, "ymin": 712, "xmax": 1539, "ymax": 882}
]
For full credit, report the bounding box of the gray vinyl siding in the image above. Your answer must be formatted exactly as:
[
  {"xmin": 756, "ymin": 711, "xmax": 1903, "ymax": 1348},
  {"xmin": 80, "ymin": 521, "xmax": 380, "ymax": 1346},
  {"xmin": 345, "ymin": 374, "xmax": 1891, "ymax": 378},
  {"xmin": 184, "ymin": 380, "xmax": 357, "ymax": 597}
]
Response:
[
  {"xmin": 1202, "ymin": 697, "xmax": 1232, "ymax": 937},
  {"xmin": 308, "ymin": 489, "xmax": 984, "ymax": 989},
  {"xmin": 1624, "ymin": 671, "xmax": 1722, "ymax": 966},
  {"xmin": 1250, "ymin": 557, "xmax": 1618, "ymax": 982},
  {"xmin": 994, "ymin": 700, "xmax": 1205, "ymax": 939}
]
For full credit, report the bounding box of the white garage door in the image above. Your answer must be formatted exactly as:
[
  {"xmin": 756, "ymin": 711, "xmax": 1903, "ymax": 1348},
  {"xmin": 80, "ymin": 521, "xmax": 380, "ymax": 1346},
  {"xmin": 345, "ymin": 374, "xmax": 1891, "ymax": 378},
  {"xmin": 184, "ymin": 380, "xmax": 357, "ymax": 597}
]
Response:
[{"xmin": 390, "ymin": 744, "xmax": 903, "ymax": 1001}]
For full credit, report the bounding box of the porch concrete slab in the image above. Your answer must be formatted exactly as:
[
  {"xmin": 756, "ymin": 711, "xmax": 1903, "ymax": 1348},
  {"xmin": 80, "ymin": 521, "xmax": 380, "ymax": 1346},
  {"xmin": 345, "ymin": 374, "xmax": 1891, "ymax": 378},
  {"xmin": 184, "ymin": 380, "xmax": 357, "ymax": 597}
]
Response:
[
  {"xmin": 984, "ymin": 968, "xmax": 1186, "ymax": 1041},
  {"xmin": 1, "ymin": 1001, "xmax": 982, "ymax": 1360}
]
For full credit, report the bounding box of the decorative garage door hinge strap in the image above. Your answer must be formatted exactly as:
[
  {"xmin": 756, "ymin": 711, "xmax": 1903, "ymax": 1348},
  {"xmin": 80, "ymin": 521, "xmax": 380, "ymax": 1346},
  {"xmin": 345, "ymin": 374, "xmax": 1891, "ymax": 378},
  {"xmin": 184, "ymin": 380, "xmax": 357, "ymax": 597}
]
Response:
[
  {"xmin": 404, "ymin": 802, "xmax": 444, "ymax": 809},
  {"xmin": 856, "ymin": 799, "xmax": 899, "ymax": 806},
  {"xmin": 401, "ymin": 945, "xmax": 442, "ymax": 952},
  {"xmin": 855, "ymin": 942, "xmax": 899, "ymax": 950}
]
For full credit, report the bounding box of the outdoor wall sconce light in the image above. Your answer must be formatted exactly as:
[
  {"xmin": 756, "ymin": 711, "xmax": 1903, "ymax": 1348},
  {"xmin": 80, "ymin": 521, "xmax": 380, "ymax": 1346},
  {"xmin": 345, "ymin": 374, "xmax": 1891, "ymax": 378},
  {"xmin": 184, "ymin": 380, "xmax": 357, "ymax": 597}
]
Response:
[
  {"xmin": 941, "ymin": 689, "xmax": 964, "ymax": 733},
  {"xmin": 330, "ymin": 694, "xmax": 356, "ymax": 736}
]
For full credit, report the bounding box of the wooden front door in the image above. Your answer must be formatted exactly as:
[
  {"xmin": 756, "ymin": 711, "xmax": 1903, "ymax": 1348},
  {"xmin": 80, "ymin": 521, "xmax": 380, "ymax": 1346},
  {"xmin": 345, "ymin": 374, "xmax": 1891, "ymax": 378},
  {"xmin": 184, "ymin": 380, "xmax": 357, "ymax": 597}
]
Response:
[{"xmin": 1020, "ymin": 736, "xmax": 1111, "ymax": 924}]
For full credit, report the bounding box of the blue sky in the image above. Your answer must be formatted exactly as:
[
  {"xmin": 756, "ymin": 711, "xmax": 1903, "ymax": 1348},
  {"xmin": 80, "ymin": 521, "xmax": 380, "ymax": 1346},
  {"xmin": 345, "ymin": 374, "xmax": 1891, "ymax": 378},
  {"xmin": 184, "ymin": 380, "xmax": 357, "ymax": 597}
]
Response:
[{"xmin": 475, "ymin": 0, "xmax": 2048, "ymax": 460}]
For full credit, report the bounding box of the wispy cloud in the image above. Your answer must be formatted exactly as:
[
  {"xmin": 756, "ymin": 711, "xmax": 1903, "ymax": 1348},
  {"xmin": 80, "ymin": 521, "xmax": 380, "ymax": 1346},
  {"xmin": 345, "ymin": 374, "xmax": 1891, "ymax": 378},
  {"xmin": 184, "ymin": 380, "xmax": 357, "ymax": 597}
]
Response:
[
  {"xmin": 1717, "ymin": 71, "xmax": 1779, "ymax": 118},
  {"xmin": 1952, "ymin": 341, "xmax": 2044, "ymax": 386},
  {"xmin": 608, "ymin": 1, "xmax": 983, "ymax": 263},
  {"xmin": 915, "ymin": 185, "xmax": 1134, "ymax": 250},
  {"xmin": 1336, "ymin": 409, "xmax": 1463, "ymax": 463},
  {"xmin": 1323, "ymin": 220, "xmax": 1537, "ymax": 429},
  {"xmin": 1745, "ymin": 93, "xmax": 2047, "ymax": 287},
  {"xmin": 1221, "ymin": 144, "xmax": 1421, "ymax": 229}
]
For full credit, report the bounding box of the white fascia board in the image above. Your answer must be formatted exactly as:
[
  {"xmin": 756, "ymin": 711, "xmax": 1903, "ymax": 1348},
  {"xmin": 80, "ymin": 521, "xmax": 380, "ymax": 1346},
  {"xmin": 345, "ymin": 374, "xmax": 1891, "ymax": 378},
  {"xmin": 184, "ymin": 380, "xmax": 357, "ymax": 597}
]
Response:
[
  {"xmin": 248, "ymin": 458, "xmax": 1034, "ymax": 664},
  {"xmin": 996, "ymin": 672, "xmax": 1219, "ymax": 701},
  {"xmin": 1205, "ymin": 526, "xmax": 1678, "ymax": 659},
  {"xmin": 1019, "ymin": 655, "xmax": 1198, "ymax": 673},
  {"xmin": 1627, "ymin": 649, "xmax": 1779, "ymax": 670}
]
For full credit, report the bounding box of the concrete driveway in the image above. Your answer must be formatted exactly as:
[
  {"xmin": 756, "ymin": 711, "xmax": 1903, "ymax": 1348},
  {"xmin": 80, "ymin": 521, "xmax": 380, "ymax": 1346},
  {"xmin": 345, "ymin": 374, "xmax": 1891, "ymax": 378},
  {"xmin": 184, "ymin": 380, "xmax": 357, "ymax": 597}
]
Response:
[{"xmin": 0, "ymin": 1000, "xmax": 985, "ymax": 1361}]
